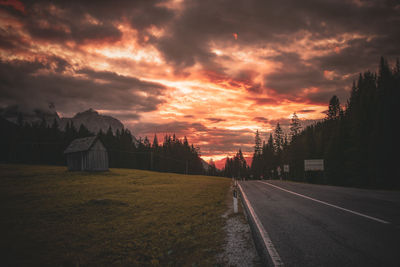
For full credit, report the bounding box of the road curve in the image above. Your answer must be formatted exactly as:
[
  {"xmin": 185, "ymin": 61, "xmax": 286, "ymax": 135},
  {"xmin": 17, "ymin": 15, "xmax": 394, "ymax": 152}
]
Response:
[{"xmin": 239, "ymin": 180, "xmax": 400, "ymax": 267}]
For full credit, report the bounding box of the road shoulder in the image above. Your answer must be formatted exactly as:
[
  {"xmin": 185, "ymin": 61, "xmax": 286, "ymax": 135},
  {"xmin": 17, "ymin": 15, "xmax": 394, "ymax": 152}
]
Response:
[{"xmin": 218, "ymin": 182, "xmax": 262, "ymax": 266}]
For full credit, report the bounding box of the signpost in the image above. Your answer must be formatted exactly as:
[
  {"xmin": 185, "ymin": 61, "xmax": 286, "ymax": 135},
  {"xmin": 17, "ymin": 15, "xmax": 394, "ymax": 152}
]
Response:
[
  {"xmin": 304, "ymin": 159, "xmax": 324, "ymax": 171},
  {"xmin": 277, "ymin": 166, "xmax": 282, "ymax": 180},
  {"xmin": 283, "ymin": 164, "xmax": 289, "ymax": 173},
  {"xmin": 304, "ymin": 159, "xmax": 325, "ymax": 183}
]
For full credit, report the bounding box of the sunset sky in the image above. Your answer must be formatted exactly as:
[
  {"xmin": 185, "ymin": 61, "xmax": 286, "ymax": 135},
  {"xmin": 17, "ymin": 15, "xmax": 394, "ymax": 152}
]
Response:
[{"xmin": 1, "ymin": 0, "xmax": 399, "ymax": 163}]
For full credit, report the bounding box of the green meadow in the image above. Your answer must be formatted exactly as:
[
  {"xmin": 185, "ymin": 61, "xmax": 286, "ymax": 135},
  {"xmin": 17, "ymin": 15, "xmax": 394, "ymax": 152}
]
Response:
[{"xmin": 0, "ymin": 164, "xmax": 231, "ymax": 266}]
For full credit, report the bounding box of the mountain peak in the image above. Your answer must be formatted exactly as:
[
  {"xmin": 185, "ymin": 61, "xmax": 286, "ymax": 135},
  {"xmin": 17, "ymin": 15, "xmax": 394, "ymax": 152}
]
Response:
[
  {"xmin": 1, "ymin": 105, "xmax": 125, "ymax": 135},
  {"xmin": 62, "ymin": 109, "xmax": 124, "ymax": 134},
  {"xmin": 74, "ymin": 108, "xmax": 99, "ymax": 117}
]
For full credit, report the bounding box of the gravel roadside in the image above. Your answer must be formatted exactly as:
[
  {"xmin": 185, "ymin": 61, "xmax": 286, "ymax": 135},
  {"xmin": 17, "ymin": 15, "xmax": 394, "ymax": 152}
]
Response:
[{"xmin": 218, "ymin": 185, "xmax": 262, "ymax": 266}]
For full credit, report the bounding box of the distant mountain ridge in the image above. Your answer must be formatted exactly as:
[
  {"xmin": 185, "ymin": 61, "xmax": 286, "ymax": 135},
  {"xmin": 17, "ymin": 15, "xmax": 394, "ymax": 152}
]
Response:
[
  {"xmin": 59, "ymin": 108, "xmax": 124, "ymax": 134},
  {"xmin": 0, "ymin": 105, "xmax": 124, "ymax": 134}
]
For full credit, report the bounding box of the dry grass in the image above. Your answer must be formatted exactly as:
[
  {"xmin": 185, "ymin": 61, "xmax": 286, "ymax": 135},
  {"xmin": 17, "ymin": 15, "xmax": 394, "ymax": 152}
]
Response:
[{"xmin": 0, "ymin": 164, "xmax": 231, "ymax": 266}]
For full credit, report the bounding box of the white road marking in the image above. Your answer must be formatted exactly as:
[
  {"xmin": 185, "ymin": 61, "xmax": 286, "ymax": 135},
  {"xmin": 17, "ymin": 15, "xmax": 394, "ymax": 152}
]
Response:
[
  {"xmin": 259, "ymin": 181, "xmax": 390, "ymax": 225},
  {"xmin": 238, "ymin": 183, "xmax": 284, "ymax": 266}
]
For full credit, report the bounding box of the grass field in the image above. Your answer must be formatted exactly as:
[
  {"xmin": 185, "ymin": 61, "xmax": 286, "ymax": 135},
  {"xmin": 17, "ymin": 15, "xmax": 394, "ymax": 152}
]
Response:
[{"xmin": 0, "ymin": 164, "xmax": 231, "ymax": 266}]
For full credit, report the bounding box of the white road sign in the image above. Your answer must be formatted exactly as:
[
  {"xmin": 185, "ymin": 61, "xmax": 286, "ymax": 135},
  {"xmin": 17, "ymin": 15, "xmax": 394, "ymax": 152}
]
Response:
[
  {"xmin": 304, "ymin": 159, "xmax": 324, "ymax": 171},
  {"xmin": 284, "ymin": 164, "xmax": 289, "ymax": 173}
]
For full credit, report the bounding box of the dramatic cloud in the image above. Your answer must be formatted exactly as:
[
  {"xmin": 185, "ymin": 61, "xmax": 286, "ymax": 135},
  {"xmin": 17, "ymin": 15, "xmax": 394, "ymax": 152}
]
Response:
[
  {"xmin": 0, "ymin": 59, "xmax": 166, "ymax": 116},
  {"xmin": 1, "ymin": 0, "xmax": 399, "ymax": 160},
  {"xmin": 206, "ymin": 117, "xmax": 226, "ymax": 123},
  {"xmin": 253, "ymin": 117, "xmax": 269, "ymax": 124}
]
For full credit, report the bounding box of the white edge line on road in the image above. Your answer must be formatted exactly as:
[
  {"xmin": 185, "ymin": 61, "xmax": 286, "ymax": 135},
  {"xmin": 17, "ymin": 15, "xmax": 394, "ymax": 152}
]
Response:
[
  {"xmin": 238, "ymin": 183, "xmax": 284, "ymax": 267},
  {"xmin": 259, "ymin": 181, "xmax": 390, "ymax": 225}
]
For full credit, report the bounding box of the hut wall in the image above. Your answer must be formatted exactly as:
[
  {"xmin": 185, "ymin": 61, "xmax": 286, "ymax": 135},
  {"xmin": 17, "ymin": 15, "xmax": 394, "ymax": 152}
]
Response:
[
  {"xmin": 86, "ymin": 140, "xmax": 108, "ymax": 171},
  {"xmin": 66, "ymin": 152, "xmax": 83, "ymax": 171},
  {"xmin": 65, "ymin": 139, "xmax": 108, "ymax": 171}
]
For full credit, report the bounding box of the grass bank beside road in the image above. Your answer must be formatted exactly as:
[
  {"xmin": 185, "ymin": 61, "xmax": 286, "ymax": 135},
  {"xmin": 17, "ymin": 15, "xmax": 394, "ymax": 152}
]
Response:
[{"xmin": 0, "ymin": 164, "xmax": 231, "ymax": 266}]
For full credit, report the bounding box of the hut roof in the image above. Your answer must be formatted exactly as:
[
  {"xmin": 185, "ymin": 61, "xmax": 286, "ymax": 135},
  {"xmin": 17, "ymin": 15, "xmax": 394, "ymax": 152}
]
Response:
[{"xmin": 64, "ymin": 136, "xmax": 99, "ymax": 154}]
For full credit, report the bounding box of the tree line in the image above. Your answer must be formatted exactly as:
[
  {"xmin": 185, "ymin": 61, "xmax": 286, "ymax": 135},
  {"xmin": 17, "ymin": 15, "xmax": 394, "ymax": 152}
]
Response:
[
  {"xmin": 228, "ymin": 57, "xmax": 397, "ymax": 189},
  {"xmin": 0, "ymin": 118, "xmax": 204, "ymax": 175}
]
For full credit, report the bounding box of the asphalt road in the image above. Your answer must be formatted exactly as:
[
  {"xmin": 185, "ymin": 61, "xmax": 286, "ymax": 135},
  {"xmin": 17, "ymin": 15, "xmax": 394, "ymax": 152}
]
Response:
[{"xmin": 239, "ymin": 180, "xmax": 400, "ymax": 267}]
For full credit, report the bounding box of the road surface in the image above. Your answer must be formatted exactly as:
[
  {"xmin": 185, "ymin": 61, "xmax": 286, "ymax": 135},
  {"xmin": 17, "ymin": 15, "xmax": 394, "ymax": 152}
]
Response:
[{"xmin": 239, "ymin": 180, "xmax": 400, "ymax": 266}]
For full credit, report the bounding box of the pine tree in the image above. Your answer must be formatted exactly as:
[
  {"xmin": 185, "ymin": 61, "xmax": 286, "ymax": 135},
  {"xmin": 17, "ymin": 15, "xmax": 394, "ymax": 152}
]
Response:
[
  {"xmin": 251, "ymin": 130, "xmax": 263, "ymax": 178},
  {"xmin": 283, "ymin": 134, "xmax": 288, "ymax": 148},
  {"xmin": 274, "ymin": 123, "xmax": 284, "ymax": 152},
  {"xmin": 267, "ymin": 133, "xmax": 274, "ymax": 149},
  {"xmin": 327, "ymin": 95, "xmax": 341, "ymax": 120},
  {"xmin": 143, "ymin": 136, "xmax": 150, "ymax": 148},
  {"xmin": 234, "ymin": 149, "xmax": 247, "ymax": 179},
  {"xmin": 106, "ymin": 126, "xmax": 113, "ymax": 138},
  {"xmin": 152, "ymin": 134, "xmax": 159, "ymax": 148},
  {"xmin": 207, "ymin": 159, "xmax": 217, "ymax": 176},
  {"xmin": 254, "ymin": 130, "xmax": 262, "ymax": 155},
  {"xmin": 78, "ymin": 124, "xmax": 92, "ymax": 137},
  {"xmin": 70, "ymin": 121, "xmax": 78, "ymax": 138},
  {"xmin": 262, "ymin": 134, "xmax": 275, "ymax": 178},
  {"xmin": 289, "ymin": 112, "xmax": 301, "ymax": 140},
  {"xmin": 183, "ymin": 136, "xmax": 189, "ymax": 147}
]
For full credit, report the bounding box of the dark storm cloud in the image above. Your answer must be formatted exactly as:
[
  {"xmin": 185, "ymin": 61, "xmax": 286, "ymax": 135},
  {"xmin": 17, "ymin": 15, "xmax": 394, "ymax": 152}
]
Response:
[
  {"xmin": 0, "ymin": 59, "xmax": 167, "ymax": 115},
  {"xmin": 2, "ymin": 0, "xmax": 398, "ymax": 100},
  {"xmin": 155, "ymin": 0, "xmax": 400, "ymax": 69},
  {"xmin": 1, "ymin": 0, "xmax": 399, "ymax": 125},
  {"xmin": 314, "ymin": 34, "xmax": 400, "ymax": 74},
  {"xmin": 5, "ymin": 0, "xmax": 174, "ymax": 44},
  {"xmin": 265, "ymin": 52, "xmax": 336, "ymax": 93},
  {"xmin": 76, "ymin": 68, "xmax": 164, "ymax": 95},
  {"xmin": 263, "ymin": 51, "xmax": 354, "ymax": 103},
  {"xmin": 49, "ymin": 56, "xmax": 71, "ymax": 73},
  {"xmin": 150, "ymin": 0, "xmax": 400, "ymax": 104},
  {"xmin": 26, "ymin": 19, "xmax": 122, "ymax": 44},
  {"xmin": 0, "ymin": 27, "xmax": 30, "ymax": 52},
  {"xmin": 253, "ymin": 117, "xmax": 269, "ymax": 124},
  {"xmin": 205, "ymin": 117, "xmax": 226, "ymax": 123}
]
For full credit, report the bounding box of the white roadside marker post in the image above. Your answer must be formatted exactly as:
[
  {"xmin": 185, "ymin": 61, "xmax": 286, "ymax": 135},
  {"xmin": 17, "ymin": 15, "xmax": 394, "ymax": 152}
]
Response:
[{"xmin": 233, "ymin": 187, "xmax": 238, "ymax": 213}]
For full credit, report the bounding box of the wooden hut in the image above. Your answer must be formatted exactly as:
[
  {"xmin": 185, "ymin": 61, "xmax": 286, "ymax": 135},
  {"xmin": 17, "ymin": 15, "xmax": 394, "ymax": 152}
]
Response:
[{"xmin": 64, "ymin": 136, "xmax": 108, "ymax": 171}]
